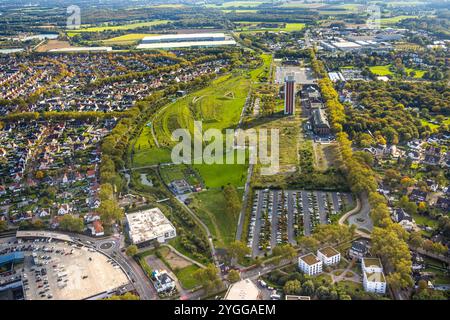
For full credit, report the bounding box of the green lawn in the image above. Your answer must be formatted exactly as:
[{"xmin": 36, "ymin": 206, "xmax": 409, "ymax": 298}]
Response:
[
  {"xmin": 412, "ymin": 212, "xmax": 439, "ymax": 229},
  {"xmin": 189, "ymin": 189, "xmax": 242, "ymax": 247},
  {"xmin": 369, "ymin": 65, "xmax": 394, "ymax": 76},
  {"xmin": 369, "ymin": 65, "xmax": 425, "ymax": 78},
  {"xmin": 420, "ymin": 119, "xmax": 439, "ymax": 130},
  {"xmin": 175, "ymin": 265, "xmax": 201, "ymax": 290},
  {"xmin": 236, "ymin": 22, "xmax": 306, "ymax": 33},
  {"xmin": 153, "ymin": 73, "xmax": 251, "ymax": 148},
  {"xmin": 380, "ymin": 15, "xmax": 418, "ymax": 25}
]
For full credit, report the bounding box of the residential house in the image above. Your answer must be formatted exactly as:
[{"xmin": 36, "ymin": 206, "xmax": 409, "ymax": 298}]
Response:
[
  {"xmin": 409, "ymin": 189, "xmax": 428, "ymax": 203},
  {"xmin": 57, "ymin": 204, "xmax": 72, "ymax": 215},
  {"xmin": 89, "ymin": 220, "xmax": 104, "ymax": 237},
  {"xmin": 349, "ymin": 240, "xmax": 368, "ymax": 261},
  {"xmin": 151, "ymin": 270, "xmax": 176, "ymax": 293}
]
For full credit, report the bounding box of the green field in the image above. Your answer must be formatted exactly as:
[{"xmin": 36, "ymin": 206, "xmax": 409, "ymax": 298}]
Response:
[
  {"xmin": 369, "ymin": 65, "xmax": 394, "ymax": 76},
  {"xmin": 102, "ymin": 33, "xmax": 159, "ymax": 45},
  {"xmin": 380, "ymin": 15, "xmax": 418, "ymax": 25},
  {"xmin": 72, "ymin": 20, "xmax": 170, "ymax": 32},
  {"xmin": 235, "ymin": 21, "xmax": 306, "ymax": 33},
  {"xmin": 189, "ymin": 189, "xmax": 242, "ymax": 247},
  {"xmin": 153, "ymin": 74, "xmax": 251, "ymax": 147},
  {"xmin": 206, "ymin": 1, "xmax": 265, "ymax": 8},
  {"xmin": 369, "ymin": 65, "xmax": 425, "ymax": 78},
  {"xmin": 175, "ymin": 265, "xmax": 201, "ymax": 289}
]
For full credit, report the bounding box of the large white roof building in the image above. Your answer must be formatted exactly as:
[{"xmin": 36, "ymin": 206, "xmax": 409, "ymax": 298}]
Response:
[
  {"xmin": 126, "ymin": 208, "xmax": 176, "ymax": 246},
  {"xmin": 137, "ymin": 33, "xmax": 236, "ymax": 49}
]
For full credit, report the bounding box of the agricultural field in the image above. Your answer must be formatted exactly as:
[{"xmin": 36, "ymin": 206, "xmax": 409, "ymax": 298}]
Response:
[
  {"xmin": 380, "ymin": 15, "xmax": 418, "ymax": 25},
  {"xmin": 234, "ymin": 22, "xmax": 306, "ymax": 33},
  {"xmin": 206, "ymin": 1, "xmax": 266, "ymax": 8},
  {"xmin": 71, "ymin": 20, "xmax": 170, "ymax": 32},
  {"xmin": 101, "ymin": 33, "xmax": 159, "ymax": 45}
]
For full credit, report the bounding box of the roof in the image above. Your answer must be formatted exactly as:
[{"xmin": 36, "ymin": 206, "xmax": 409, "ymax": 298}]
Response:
[
  {"xmin": 299, "ymin": 253, "xmax": 321, "ymax": 266},
  {"xmin": 365, "ymin": 271, "xmax": 386, "ymax": 283},
  {"xmin": 126, "ymin": 208, "xmax": 175, "ymax": 244},
  {"xmin": 318, "ymin": 246, "xmax": 340, "ymax": 258},
  {"xmin": 285, "ymin": 295, "xmax": 311, "ymax": 300},
  {"xmin": 363, "ymin": 257, "xmax": 382, "ymax": 268},
  {"xmin": 312, "ymin": 108, "xmax": 330, "ymax": 127},
  {"xmin": 142, "ymin": 33, "xmax": 226, "ymax": 42},
  {"xmin": 48, "ymin": 47, "xmax": 112, "ymax": 52},
  {"xmin": 350, "ymin": 240, "xmax": 368, "ymax": 253},
  {"xmin": 137, "ymin": 40, "xmax": 236, "ymax": 49},
  {"xmin": 224, "ymin": 279, "xmax": 260, "ymax": 300},
  {"xmin": 0, "ymin": 252, "xmax": 24, "ymax": 267},
  {"xmin": 93, "ymin": 220, "xmax": 104, "ymax": 233}
]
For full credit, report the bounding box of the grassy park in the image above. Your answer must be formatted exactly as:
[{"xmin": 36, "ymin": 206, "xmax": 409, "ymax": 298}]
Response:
[
  {"xmin": 369, "ymin": 65, "xmax": 425, "ymax": 78},
  {"xmin": 189, "ymin": 189, "xmax": 243, "ymax": 247}
]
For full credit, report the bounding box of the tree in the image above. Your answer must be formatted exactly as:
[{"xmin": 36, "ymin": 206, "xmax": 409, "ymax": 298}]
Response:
[
  {"xmin": 59, "ymin": 215, "xmax": 84, "ymax": 233},
  {"xmin": 223, "ymin": 184, "xmax": 241, "ymax": 218},
  {"xmin": 126, "ymin": 245, "xmax": 138, "ymax": 257},
  {"xmin": 301, "ymin": 280, "xmax": 315, "ymax": 296},
  {"xmin": 105, "ymin": 292, "xmax": 140, "ymax": 300},
  {"xmin": 283, "ymin": 280, "xmax": 302, "ymax": 295},
  {"xmin": 227, "ymin": 240, "xmax": 250, "ymax": 264},
  {"xmin": 297, "ymin": 236, "xmax": 320, "ymax": 252},
  {"xmin": 272, "ymin": 244, "xmax": 297, "ymax": 260},
  {"xmin": 98, "ymin": 199, "xmax": 124, "ymax": 227},
  {"xmin": 227, "ymin": 269, "xmax": 241, "ymax": 283},
  {"xmin": 316, "ymin": 286, "xmax": 330, "ymax": 300},
  {"xmin": 408, "ymin": 231, "xmax": 423, "ymax": 248},
  {"xmin": 0, "ymin": 220, "xmax": 7, "ymax": 232},
  {"xmin": 193, "ymin": 264, "xmax": 223, "ymax": 294}
]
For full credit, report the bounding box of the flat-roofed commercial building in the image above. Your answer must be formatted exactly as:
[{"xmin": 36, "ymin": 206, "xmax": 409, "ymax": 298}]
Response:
[
  {"xmin": 298, "ymin": 253, "xmax": 322, "ymax": 276},
  {"xmin": 137, "ymin": 33, "xmax": 236, "ymax": 49},
  {"xmin": 126, "ymin": 208, "xmax": 176, "ymax": 247},
  {"xmin": 141, "ymin": 33, "xmax": 226, "ymax": 43}
]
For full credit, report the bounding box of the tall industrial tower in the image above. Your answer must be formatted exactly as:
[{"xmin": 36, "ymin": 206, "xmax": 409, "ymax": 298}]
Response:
[{"xmin": 284, "ymin": 74, "xmax": 296, "ymax": 115}]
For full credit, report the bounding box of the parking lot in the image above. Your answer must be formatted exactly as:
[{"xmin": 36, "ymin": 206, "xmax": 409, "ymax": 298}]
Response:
[
  {"xmin": 246, "ymin": 190, "xmax": 354, "ymax": 257},
  {"xmin": 275, "ymin": 66, "xmax": 315, "ymax": 85},
  {"xmin": 0, "ymin": 238, "xmax": 129, "ymax": 300}
]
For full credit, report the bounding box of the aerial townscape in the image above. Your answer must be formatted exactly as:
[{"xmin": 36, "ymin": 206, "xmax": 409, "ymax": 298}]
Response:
[{"xmin": 0, "ymin": 0, "xmax": 449, "ymax": 305}]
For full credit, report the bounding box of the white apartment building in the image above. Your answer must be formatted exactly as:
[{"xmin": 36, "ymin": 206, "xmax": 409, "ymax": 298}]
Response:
[
  {"xmin": 362, "ymin": 257, "xmax": 386, "ymax": 294},
  {"xmin": 298, "ymin": 253, "xmax": 323, "ymax": 276},
  {"xmin": 317, "ymin": 247, "xmax": 341, "ymax": 266}
]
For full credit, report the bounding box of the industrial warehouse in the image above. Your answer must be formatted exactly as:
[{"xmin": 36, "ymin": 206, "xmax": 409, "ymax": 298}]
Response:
[{"xmin": 137, "ymin": 33, "xmax": 236, "ymax": 49}]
